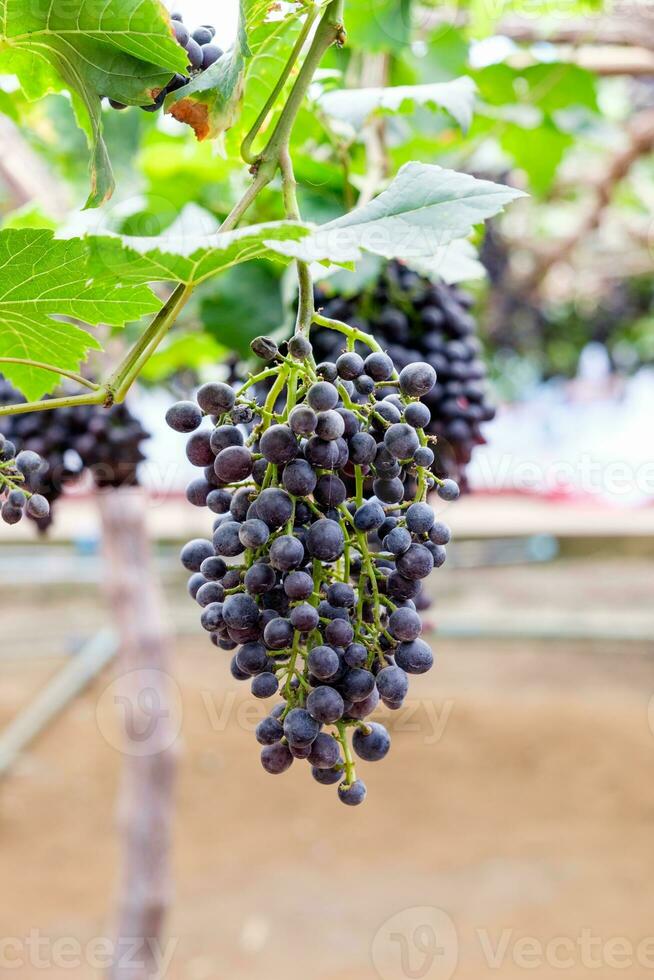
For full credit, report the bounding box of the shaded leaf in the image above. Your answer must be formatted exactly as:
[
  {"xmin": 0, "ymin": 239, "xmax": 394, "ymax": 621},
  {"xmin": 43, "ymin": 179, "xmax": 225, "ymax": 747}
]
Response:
[
  {"xmin": 500, "ymin": 120, "xmax": 572, "ymax": 194},
  {"xmin": 201, "ymin": 261, "xmax": 284, "ymax": 358}
]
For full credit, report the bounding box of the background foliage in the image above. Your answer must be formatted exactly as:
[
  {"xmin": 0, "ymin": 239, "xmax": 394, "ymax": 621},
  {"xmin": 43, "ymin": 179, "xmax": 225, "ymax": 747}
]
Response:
[{"xmin": 0, "ymin": 0, "xmax": 650, "ymax": 393}]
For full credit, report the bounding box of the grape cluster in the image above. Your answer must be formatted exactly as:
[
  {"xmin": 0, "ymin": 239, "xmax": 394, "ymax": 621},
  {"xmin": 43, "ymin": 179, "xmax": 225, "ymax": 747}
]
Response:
[
  {"xmin": 0, "ymin": 434, "xmax": 50, "ymax": 527},
  {"xmin": 108, "ymin": 14, "xmax": 222, "ymax": 113},
  {"xmin": 313, "ymin": 262, "xmax": 496, "ymax": 488},
  {"xmin": 168, "ymin": 329, "xmax": 458, "ymax": 805},
  {"xmin": 0, "ymin": 377, "xmax": 149, "ymax": 530}
]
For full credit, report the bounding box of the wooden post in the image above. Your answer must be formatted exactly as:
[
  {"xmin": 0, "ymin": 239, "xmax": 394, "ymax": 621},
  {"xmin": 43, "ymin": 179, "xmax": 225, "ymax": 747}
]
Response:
[{"xmin": 98, "ymin": 488, "xmax": 178, "ymax": 980}]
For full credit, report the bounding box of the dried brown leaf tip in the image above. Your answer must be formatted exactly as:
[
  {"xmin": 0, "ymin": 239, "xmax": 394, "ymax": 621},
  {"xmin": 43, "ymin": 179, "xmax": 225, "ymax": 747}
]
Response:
[{"xmin": 168, "ymin": 99, "xmax": 211, "ymax": 140}]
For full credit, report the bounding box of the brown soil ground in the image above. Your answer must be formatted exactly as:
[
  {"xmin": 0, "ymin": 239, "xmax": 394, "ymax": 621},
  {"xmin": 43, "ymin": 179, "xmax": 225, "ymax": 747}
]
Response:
[{"xmin": 1, "ymin": 557, "xmax": 653, "ymax": 980}]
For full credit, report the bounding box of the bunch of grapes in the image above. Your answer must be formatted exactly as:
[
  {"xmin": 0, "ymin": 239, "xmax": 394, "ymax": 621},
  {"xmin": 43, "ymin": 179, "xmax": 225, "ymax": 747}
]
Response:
[
  {"xmin": 167, "ymin": 327, "xmax": 459, "ymax": 806},
  {"xmin": 0, "ymin": 377, "xmax": 149, "ymax": 530},
  {"xmin": 108, "ymin": 14, "xmax": 222, "ymax": 112},
  {"xmin": 313, "ymin": 262, "xmax": 496, "ymax": 488},
  {"xmin": 0, "ymin": 434, "xmax": 50, "ymax": 527}
]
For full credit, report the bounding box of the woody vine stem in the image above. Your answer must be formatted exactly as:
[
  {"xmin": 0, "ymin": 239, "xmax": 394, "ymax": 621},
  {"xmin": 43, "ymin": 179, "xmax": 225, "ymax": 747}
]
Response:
[{"xmin": 0, "ymin": 0, "xmax": 347, "ymax": 419}]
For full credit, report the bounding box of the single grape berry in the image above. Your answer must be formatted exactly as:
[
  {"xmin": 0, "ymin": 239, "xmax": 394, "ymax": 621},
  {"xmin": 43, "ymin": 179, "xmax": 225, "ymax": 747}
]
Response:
[
  {"xmin": 438, "ymin": 479, "xmax": 460, "ymax": 501},
  {"xmin": 251, "ymin": 336, "xmax": 278, "ymax": 360},
  {"xmin": 180, "ymin": 539, "xmax": 214, "ymax": 572},
  {"xmin": 197, "ymin": 382, "xmax": 235, "ymax": 416},
  {"xmin": 308, "ymin": 646, "xmax": 340, "ymax": 681},
  {"xmin": 399, "ymin": 362, "xmax": 437, "ymax": 397},
  {"xmin": 261, "ymin": 743, "xmax": 293, "ymax": 775},
  {"xmin": 394, "ymin": 639, "xmax": 434, "ymax": 674},
  {"xmin": 284, "ymin": 708, "xmax": 320, "ymax": 748},
  {"xmin": 352, "ymin": 723, "xmax": 391, "ymax": 762},
  {"xmin": 338, "ymin": 779, "xmax": 367, "ymax": 806},
  {"xmin": 289, "ymin": 335, "xmax": 312, "ymax": 360},
  {"xmin": 192, "ymin": 25, "xmax": 214, "ymax": 45},
  {"xmin": 336, "ymin": 351, "xmax": 365, "ymax": 380}
]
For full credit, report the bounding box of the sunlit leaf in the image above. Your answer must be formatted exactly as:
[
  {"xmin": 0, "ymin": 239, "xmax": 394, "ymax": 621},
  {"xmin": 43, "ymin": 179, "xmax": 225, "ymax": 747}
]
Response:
[
  {"xmin": 267, "ymin": 162, "xmax": 526, "ymax": 263},
  {"xmin": 89, "ymin": 207, "xmax": 313, "ymax": 287},
  {"xmin": 0, "ymin": 229, "xmax": 160, "ymax": 398}
]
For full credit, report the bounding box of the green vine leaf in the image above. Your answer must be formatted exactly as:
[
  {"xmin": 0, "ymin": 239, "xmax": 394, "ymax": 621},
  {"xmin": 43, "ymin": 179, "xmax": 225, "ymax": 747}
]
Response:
[
  {"xmin": 318, "ymin": 77, "xmax": 477, "ymax": 133},
  {"xmin": 0, "ymin": 229, "xmax": 160, "ymax": 400},
  {"xmin": 0, "ymin": 0, "xmax": 188, "ymax": 207},
  {"xmin": 266, "ymin": 163, "xmax": 526, "ymax": 263},
  {"xmin": 90, "ymin": 207, "xmax": 313, "ymax": 287}
]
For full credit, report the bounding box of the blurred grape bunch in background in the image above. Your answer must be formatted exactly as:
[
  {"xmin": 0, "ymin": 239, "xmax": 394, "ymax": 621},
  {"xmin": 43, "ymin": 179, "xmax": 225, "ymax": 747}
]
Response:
[
  {"xmin": 312, "ymin": 262, "xmax": 497, "ymax": 490},
  {"xmin": 0, "ymin": 376, "xmax": 149, "ymax": 530}
]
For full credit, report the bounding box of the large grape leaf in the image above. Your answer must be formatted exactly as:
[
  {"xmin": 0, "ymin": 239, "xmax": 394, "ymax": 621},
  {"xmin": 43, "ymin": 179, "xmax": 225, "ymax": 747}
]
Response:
[
  {"xmin": 0, "ymin": 0, "xmax": 188, "ymax": 207},
  {"xmin": 87, "ymin": 206, "xmax": 313, "ymax": 287},
  {"xmin": 165, "ymin": 0, "xmax": 299, "ymax": 141},
  {"xmin": 318, "ymin": 77, "xmax": 477, "ymax": 133},
  {"xmin": 0, "ymin": 229, "xmax": 161, "ymax": 400},
  {"xmin": 266, "ymin": 163, "xmax": 526, "ymax": 263}
]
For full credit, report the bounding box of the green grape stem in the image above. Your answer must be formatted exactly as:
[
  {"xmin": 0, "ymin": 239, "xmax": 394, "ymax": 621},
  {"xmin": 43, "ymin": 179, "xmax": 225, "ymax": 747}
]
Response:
[{"xmin": 335, "ymin": 721, "xmax": 357, "ymax": 787}]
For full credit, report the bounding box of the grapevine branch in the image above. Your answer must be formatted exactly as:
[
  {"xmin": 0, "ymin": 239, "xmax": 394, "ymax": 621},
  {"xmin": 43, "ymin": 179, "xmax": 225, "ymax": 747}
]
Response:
[
  {"xmin": 240, "ymin": 2, "xmax": 322, "ymax": 164},
  {"xmin": 417, "ymin": 3, "xmax": 654, "ymax": 57},
  {"xmin": 0, "ymin": 0, "xmax": 346, "ymax": 419}
]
